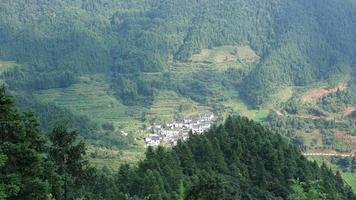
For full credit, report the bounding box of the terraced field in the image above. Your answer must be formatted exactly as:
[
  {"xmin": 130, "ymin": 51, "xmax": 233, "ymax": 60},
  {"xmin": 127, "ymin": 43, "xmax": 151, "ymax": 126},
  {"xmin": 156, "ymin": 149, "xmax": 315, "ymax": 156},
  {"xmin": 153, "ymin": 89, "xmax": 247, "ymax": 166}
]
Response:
[
  {"xmin": 146, "ymin": 90, "xmax": 211, "ymax": 123},
  {"xmin": 34, "ymin": 74, "xmax": 144, "ymax": 132}
]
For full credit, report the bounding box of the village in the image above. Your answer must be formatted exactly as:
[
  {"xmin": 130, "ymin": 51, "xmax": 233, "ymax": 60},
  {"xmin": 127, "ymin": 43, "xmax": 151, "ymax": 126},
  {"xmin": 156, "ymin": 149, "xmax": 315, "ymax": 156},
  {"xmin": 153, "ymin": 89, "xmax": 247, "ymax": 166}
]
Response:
[{"xmin": 144, "ymin": 113, "xmax": 215, "ymax": 146}]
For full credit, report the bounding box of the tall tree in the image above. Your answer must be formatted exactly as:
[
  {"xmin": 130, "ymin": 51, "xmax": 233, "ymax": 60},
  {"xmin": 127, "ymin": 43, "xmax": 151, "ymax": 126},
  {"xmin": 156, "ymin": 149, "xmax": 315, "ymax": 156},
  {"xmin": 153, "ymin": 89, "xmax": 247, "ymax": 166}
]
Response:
[
  {"xmin": 0, "ymin": 86, "xmax": 49, "ymax": 199},
  {"xmin": 48, "ymin": 123, "xmax": 88, "ymax": 200}
]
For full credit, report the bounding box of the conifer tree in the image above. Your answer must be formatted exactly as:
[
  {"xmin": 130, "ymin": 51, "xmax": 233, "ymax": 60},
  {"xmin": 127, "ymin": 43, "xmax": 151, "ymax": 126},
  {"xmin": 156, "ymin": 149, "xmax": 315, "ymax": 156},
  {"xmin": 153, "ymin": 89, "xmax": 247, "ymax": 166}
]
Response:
[
  {"xmin": 0, "ymin": 86, "xmax": 49, "ymax": 199},
  {"xmin": 48, "ymin": 123, "xmax": 88, "ymax": 200}
]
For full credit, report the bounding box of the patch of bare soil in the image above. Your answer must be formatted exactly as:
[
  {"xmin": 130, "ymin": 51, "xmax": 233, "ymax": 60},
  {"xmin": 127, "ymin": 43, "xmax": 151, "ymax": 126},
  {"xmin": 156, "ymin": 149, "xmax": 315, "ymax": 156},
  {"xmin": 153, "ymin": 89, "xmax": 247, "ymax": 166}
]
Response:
[
  {"xmin": 301, "ymin": 76, "xmax": 349, "ymax": 103},
  {"xmin": 275, "ymin": 108, "xmax": 284, "ymax": 116},
  {"xmin": 342, "ymin": 107, "xmax": 356, "ymax": 117},
  {"xmin": 336, "ymin": 131, "xmax": 356, "ymax": 144}
]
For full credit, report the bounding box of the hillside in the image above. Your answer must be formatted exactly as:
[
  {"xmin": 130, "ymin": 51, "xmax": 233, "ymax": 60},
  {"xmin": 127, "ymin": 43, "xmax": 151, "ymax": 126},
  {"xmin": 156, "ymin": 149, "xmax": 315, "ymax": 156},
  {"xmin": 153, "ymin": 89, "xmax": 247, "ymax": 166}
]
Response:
[
  {"xmin": 1, "ymin": 0, "xmax": 355, "ymax": 105},
  {"xmin": 1, "ymin": 87, "xmax": 355, "ymax": 199},
  {"xmin": 0, "ymin": 0, "xmax": 355, "ymax": 175}
]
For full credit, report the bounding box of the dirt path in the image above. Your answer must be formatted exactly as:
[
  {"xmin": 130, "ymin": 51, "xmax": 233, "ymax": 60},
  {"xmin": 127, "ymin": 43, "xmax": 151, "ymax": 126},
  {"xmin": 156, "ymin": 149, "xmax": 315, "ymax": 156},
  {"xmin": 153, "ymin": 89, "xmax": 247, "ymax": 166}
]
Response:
[
  {"xmin": 303, "ymin": 153, "xmax": 355, "ymax": 157},
  {"xmin": 303, "ymin": 146, "xmax": 356, "ymax": 157},
  {"xmin": 301, "ymin": 76, "xmax": 350, "ymax": 103}
]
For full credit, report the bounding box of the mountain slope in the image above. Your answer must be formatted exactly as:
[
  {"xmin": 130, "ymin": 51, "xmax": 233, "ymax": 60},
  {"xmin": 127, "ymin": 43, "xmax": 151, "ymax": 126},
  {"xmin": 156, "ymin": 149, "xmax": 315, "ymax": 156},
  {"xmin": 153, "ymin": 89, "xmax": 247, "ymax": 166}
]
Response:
[
  {"xmin": 0, "ymin": 0, "xmax": 355, "ymax": 165},
  {"xmin": 1, "ymin": 0, "xmax": 355, "ymax": 106},
  {"xmin": 1, "ymin": 86, "xmax": 354, "ymax": 199}
]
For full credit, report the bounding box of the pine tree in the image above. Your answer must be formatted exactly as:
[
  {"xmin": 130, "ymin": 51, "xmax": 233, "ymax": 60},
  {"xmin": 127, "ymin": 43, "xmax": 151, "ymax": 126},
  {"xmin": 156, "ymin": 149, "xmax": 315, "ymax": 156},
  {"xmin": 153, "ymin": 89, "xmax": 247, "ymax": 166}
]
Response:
[
  {"xmin": 48, "ymin": 123, "xmax": 88, "ymax": 200},
  {"xmin": 0, "ymin": 86, "xmax": 50, "ymax": 199}
]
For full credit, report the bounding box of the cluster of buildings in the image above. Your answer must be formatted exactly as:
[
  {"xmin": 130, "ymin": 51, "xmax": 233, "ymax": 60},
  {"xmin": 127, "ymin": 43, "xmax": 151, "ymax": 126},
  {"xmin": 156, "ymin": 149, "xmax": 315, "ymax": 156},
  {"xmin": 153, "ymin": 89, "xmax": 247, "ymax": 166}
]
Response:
[{"xmin": 144, "ymin": 113, "xmax": 215, "ymax": 146}]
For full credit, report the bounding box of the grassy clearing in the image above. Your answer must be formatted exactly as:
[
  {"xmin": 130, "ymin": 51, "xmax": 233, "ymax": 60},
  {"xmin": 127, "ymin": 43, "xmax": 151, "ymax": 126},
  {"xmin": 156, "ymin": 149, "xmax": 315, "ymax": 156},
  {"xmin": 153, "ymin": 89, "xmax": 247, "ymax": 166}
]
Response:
[
  {"xmin": 0, "ymin": 61, "xmax": 18, "ymax": 85},
  {"xmin": 190, "ymin": 45, "xmax": 259, "ymax": 64},
  {"xmin": 342, "ymin": 173, "xmax": 356, "ymax": 193},
  {"xmin": 0, "ymin": 61, "xmax": 17, "ymax": 74},
  {"xmin": 0, "ymin": 61, "xmax": 19, "ymax": 85},
  {"xmin": 223, "ymin": 99, "xmax": 269, "ymax": 122},
  {"xmin": 88, "ymin": 144, "xmax": 146, "ymax": 171},
  {"xmin": 168, "ymin": 45, "xmax": 257, "ymax": 80},
  {"xmin": 217, "ymin": 86, "xmax": 293, "ymax": 123},
  {"xmin": 307, "ymin": 156, "xmax": 338, "ymax": 170},
  {"xmin": 268, "ymin": 86, "xmax": 294, "ymax": 107}
]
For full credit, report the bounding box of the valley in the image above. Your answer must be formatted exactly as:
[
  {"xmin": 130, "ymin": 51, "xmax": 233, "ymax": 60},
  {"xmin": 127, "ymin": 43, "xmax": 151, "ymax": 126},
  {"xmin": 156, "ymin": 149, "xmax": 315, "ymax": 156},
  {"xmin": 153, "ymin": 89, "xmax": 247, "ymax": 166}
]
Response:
[
  {"xmin": 0, "ymin": 0, "xmax": 355, "ymax": 198},
  {"xmin": 21, "ymin": 45, "xmax": 355, "ymax": 176}
]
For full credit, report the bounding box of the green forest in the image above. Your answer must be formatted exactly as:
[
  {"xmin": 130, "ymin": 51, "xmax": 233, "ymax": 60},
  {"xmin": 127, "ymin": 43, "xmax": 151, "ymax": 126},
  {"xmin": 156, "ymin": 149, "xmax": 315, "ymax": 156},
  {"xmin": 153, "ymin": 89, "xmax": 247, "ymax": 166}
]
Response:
[
  {"xmin": 1, "ymin": 87, "xmax": 355, "ymax": 199},
  {"xmin": 1, "ymin": 0, "xmax": 355, "ymax": 106},
  {"xmin": 0, "ymin": 0, "xmax": 354, "ymax": 154},
  {"xmin": 0, "ymin": 0, "xmax": 355, "ymax": 199}
]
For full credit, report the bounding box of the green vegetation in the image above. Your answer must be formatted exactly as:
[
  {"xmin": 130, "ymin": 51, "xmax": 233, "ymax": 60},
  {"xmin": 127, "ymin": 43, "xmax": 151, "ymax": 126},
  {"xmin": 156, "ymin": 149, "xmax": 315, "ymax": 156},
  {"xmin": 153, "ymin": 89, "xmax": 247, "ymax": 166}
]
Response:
[
  {"xmin": 1, "ymin": 0, "xmax": 354, "ymax": 106},
  {"xmin": 307, "ymin": 156, "xmax": 356, "ymax": 193},
  {"xmin": 222, "ymin": 100, "xmax": 269, "ymax": 122},
  {"xmin": 288, "ymin": 180, "xmax": 326, "ymax": 200},
  {"xmin": 190, "ymin": 45, "xmax": 259, "ymax": 64},
  {"xmin": 1, "ymin": 88, "xmax": 355, "ymax": 199},
  {"xmin": 0, "ymin": 0, "xmax": 354, "ymax": 152},
  {"xmin": 146, "ymin": 90, "xmax": 211, "ymax": 123},
  {"xmin": 342, "ymin": 173, "xmax": 356, "ymax": 193},
  {"xmin": 33, "ymin": 74, "xmax": 142, "ymax": 131},
  {"xmin": 0, "ymin": 61, "xmax": 17, "ymax": 74},
  {"xmin": 0, "ymin": 86, "xmax": 91, "ymax": 199},
  {"xmin": 0, "ymin": 0, "xmax": 355, "ymax": 194}
]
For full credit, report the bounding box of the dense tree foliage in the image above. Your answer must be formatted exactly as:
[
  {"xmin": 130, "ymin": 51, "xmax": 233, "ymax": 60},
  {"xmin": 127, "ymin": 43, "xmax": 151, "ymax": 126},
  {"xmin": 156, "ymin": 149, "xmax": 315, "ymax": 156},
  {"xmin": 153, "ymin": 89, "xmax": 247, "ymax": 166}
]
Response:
[
  {"xmin": 0, "ymin": 0, "xmax": 355, "ymax": 107},
  {"xmin": 0, "ymin": 86, "xmax": 50, "ymax": 199},
  {"xmin": 0, "ymin": 86, "xmax": 92, "ymax": 199},
  {"xmin": 287, "ymin": 180, "xmax": 326, "ymax": 200},
  {"xmin": 0, "ymin": 0, "xmax": 355, "ymax": 197}
]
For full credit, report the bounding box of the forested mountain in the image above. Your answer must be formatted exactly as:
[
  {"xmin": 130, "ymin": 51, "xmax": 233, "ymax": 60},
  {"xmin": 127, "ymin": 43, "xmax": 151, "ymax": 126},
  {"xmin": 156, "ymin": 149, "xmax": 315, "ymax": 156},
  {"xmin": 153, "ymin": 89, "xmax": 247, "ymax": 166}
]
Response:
[
  {"xmin": 1, "ymin": 87, "xmax": 354, "ymax": 199},
  {"xmin": 0, "ymin": 0, "xmax": 354, "ymax": 150},
  {"xmin": 0, "ymin": 1, "xmax": 355, "ymax": 197},
  {"xmin": 0, "ymin": 0, "xmax": 355, "ymax": 106}
]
